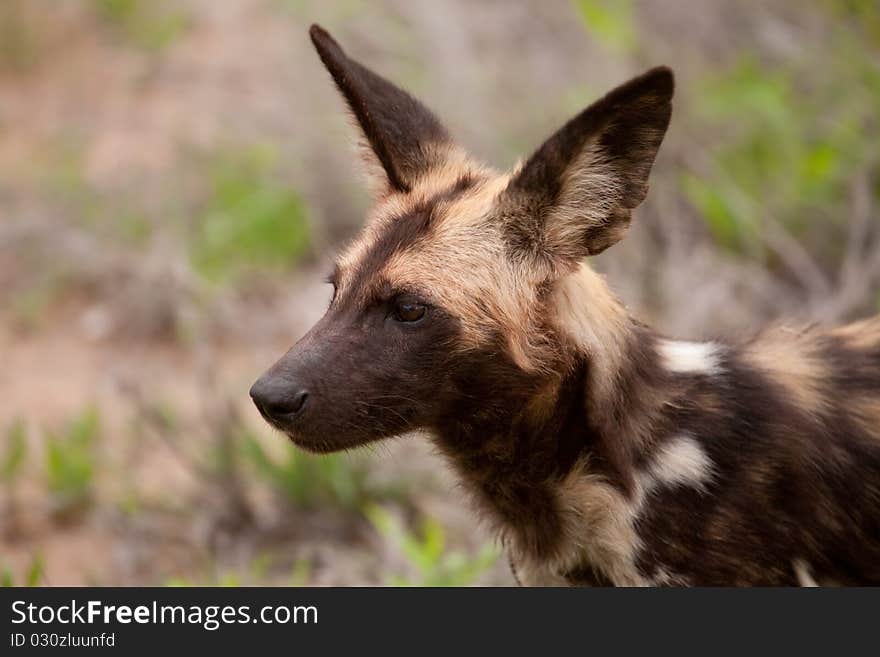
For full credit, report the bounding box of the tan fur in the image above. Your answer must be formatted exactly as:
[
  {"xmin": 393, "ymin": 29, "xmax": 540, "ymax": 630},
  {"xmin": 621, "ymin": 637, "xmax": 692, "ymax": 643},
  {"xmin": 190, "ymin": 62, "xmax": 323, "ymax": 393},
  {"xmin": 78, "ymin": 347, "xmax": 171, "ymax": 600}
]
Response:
[
  {"xmin": 514, "ymin": 464, "xmax": 645, "ymax": 586},
  {"xmin": 353, "ymin": 131, "xmax": 477, "ymax": 198},
  {"xmin": 551, "ymin": 263, "xmax": 673, "ymax": 460},
  {"xmin": 522, "ymin": 377, "xmax": 565, "ymax": 431},
  {"xmin": 742, "ymin": 326, "xmax": 831, "ymax": 416},
  {"xmin": 552, "ymin": 263, "xmax": 632, "ymax": 408},
  {"xmin": 333, "ymin": 147, "xmax": 569, "ymax": 372},
  {"xmin": 830, "ymin": 317, "xmax": 880, "ymax": 439},
  {"xmin": 850, "ymin": 396, "xmax": 880, "ymax": 442},
  {"xmin": 337, "ymin": 142, "xmax": 491, "ymax": 277},
  {"xmin": 378, "ymin": 173, "xmax": 556, "ymax": 371},
  {"xmin": 830, "ymin": 316, "xmax": 880, "ymax": 352}
]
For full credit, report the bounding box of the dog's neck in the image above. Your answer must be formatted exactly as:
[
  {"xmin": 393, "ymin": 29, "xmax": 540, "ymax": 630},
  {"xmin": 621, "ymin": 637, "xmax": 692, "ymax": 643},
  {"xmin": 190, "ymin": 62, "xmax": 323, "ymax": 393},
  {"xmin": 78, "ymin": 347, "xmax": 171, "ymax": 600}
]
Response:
[{"xmin": 430, "ymin": 265, "xmax": 670, "ymax": 565}]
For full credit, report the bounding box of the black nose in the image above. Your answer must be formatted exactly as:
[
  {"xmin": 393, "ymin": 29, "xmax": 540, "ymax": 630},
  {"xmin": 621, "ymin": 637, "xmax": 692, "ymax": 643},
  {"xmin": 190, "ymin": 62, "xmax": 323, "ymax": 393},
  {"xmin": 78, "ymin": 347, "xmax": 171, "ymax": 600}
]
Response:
[{"xmin": 249, "ymin": 375, "xmax": 309, "ymax": 421}]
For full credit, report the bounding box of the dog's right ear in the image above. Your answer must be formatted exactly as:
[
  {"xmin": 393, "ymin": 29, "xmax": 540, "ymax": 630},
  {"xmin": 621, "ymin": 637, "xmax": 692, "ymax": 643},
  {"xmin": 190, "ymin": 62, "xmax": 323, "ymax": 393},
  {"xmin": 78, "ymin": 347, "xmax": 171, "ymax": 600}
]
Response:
[{"xmin": 309, "ymin": 25, "xmax": 454, "ymax": 195}]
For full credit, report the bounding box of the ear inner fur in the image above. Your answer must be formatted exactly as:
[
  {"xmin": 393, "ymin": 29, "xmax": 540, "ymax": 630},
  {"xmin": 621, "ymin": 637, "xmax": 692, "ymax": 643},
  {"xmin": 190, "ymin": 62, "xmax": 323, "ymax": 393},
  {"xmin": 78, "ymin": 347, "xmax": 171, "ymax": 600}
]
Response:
[{"xmin": 501, "ymin": 67, "xmax": 673, "ymax": 265}]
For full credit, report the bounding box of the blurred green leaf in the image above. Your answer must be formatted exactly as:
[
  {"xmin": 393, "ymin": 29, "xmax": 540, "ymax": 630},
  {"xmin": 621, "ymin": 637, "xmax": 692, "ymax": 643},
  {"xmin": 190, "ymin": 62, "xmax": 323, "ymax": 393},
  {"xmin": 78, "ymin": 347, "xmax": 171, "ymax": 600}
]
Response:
[
  {"xmin": 117, "ymin": 213, "xmax": 153, "ymax": 246},
  {"xmin": 0, "ymin": 554, "xmax": 44, "ymax": 587},
  {"xmin": 45, "ymin": 408, "xmax": 100, "ymax": 520},
  {"xmin": 687, "ymin": 45, "xmax": 879, "ymax": 259},
  {"xmin": 242, "ymin": 431, "xmax": 379, "ymax": 511},
  {"xmin": 217, "ymin": 573, "xmax": 241, "ymax": 587},
  {"xmin": 94, "ymin": 0, "xmax": 189, "ymax": 52},
  {"xmin": 822, "ymin": 0, "xmax": 880, "ymax": 46},
  {"xmin": 681, "ymin": 174, "xmax": 744, "ymax": 250},
  {"xmin": 191, "ymin": 147, "xmax": 311, "ymax": 283},
  {"xmin": 25, "ymin": 554, "xmax": 44, "ymax": 587},
  {"xmin": 289, "ymin": 558, "xmax": 312, "ymax": 586},
  {"xmin": 1, "ymin": 419, "xmax": 27, "ymax": 483},
  {"xmin": 366, "ymin": 504, "xmax": 499, "ymax": 586},
  {"xmin": 164, "ymin": 577, "xmax": 193, "ymax": 587},
  {"xmin": 573, "ymin": 0, "xmax": 637, "ymax": 54}
]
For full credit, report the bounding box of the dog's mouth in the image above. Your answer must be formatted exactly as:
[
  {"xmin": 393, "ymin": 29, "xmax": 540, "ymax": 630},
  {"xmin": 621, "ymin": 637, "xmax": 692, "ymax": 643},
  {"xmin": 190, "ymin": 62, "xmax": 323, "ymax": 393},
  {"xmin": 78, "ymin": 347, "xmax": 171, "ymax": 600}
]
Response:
[
  {"xmin": 280, "ymin": 429, "xmax": 339, "ymax": 454},
  {"xmin": 258, "ymin": 412, "xmax": 374, "ymax": 454}
]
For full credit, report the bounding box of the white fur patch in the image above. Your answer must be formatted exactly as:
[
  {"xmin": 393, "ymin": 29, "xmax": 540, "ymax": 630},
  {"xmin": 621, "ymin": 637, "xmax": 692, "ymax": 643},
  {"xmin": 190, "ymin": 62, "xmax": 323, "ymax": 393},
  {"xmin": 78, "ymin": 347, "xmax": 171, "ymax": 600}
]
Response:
[
  {"xmin": 793, "ymin": 560, "xmax": 818, "ymax": 587},
  {"xmin": 645, "ymin": 435, "xmax": 714, "ymax": 492},
  {"xmin": 658, "ymin": 340, "xmax": 722, "ymax": 375}
]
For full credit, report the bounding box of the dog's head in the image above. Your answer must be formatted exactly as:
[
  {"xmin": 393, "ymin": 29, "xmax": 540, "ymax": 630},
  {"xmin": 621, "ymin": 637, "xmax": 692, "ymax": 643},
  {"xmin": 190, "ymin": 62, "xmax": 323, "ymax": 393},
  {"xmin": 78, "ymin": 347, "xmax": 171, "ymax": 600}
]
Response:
[{"xmin": 250, "ymin": 25, "xmax": 673, "ymax": 452}]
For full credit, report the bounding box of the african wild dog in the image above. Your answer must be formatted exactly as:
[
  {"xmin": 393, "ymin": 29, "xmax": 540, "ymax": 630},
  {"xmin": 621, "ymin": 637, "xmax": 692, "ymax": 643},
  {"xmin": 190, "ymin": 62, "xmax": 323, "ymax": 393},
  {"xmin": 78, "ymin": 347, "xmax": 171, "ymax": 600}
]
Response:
[{"xmin": 250, "ymin": 25, "xmax": 880, "ymax": 586}]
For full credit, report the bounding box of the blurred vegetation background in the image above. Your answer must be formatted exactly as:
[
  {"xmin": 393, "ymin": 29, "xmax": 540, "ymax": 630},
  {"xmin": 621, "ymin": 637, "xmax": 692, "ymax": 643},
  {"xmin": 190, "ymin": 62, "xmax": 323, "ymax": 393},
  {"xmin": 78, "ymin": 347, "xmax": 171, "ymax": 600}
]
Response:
[{"xmin": 0, "ymin": 0, "xmax": 878, "ymax": 586}]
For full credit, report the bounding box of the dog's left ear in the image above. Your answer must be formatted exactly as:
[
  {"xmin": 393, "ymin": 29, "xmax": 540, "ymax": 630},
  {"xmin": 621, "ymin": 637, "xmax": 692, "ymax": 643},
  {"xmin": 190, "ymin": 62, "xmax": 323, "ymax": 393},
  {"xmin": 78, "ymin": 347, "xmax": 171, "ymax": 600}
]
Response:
[
  {"xmin": 500, "ymin": 67, "xmax": 673, "ymax": 269},
  {"xmin": 309, "ymin": 24, "xmax": 454, "ymax": 195}
]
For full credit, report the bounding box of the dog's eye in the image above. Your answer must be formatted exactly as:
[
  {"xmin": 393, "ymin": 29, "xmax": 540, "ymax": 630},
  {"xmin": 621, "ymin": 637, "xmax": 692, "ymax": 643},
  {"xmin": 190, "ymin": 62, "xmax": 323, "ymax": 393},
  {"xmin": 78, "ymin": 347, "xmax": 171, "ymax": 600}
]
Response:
[
  {"xmin": 392, "ymin": 300, "xmax": 426, "ymax": 323},
  {"xmin": 325, "ymin": 271, "xmax": 339, "ymax": 305}
]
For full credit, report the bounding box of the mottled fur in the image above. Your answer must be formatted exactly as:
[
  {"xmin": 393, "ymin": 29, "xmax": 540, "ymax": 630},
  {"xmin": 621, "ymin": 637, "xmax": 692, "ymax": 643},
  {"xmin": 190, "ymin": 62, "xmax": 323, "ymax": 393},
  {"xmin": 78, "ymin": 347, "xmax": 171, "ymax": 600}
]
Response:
[{"xmin": 251, "ymin": 26, "xmax": 880, "ymax": 586}]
